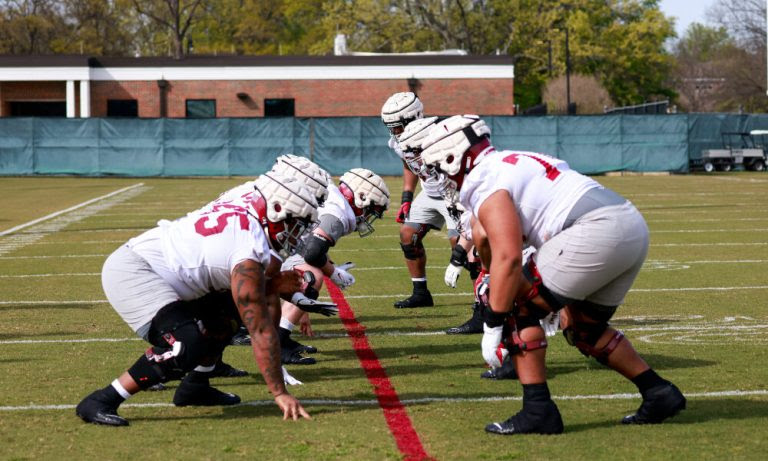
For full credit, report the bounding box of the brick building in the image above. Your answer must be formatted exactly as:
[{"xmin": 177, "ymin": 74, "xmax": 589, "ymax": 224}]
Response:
[{"xmin": 0, "ymin": 55, "xmax": 514, "ymax": 118}]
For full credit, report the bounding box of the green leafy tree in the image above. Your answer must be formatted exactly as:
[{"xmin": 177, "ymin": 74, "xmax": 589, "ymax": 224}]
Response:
[{"xmin": 0, "ymin": 0, "xmax": 68, "ymax": 54}]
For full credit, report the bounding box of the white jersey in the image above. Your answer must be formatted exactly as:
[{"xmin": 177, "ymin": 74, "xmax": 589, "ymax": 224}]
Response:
[
  {"xmin": 460, "ymin": 150, "xmax": 600, "ymax": 248},
  {"xmin": 319, "ymin": 183, "xmax": 357, "ymax": 239},
  {"xmin": 389, "ymin": 136, "xmax": 442, "ymax": 197},
  {"xmin": 127, "ymin": 196, "xmax": 271, "ymax": 300}
]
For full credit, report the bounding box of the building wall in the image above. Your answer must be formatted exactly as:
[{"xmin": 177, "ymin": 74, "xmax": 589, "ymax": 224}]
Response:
[{"xmin": 1, "ymin": 77, "xmax": 514, "ymax": 117}]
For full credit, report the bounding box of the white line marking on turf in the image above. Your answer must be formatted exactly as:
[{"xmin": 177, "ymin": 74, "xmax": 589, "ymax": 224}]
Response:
[
  {"xmin": 2, "ymin": 389, "xmax": 766, "ymax": 412},
  {"xmin": 4, "ymin": 259, "xmax": 768, "ymax": 279},
  {"xmin": 0, "ymin": 184, "xmax": 148, "ymax": 257},
  {"xmin": 3, "ymin": 285, "xmax": 768, "ymax": 306},
  {"xmin": 6, "ymin": 240, "xmax": 768, "ymax": 259},
  {"xmin": 0, "ymin": 184, "xmax": 144, "ymax": 237}
]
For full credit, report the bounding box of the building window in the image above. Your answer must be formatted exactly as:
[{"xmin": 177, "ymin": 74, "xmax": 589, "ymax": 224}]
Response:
[
  {"xmin": 264, "ymin": 98, "xmax": 295, "ymax": 117},
  {"xmin": 107, "ymin": 99, "xmax": 138, "ymax": 117},
  {"xmin": 9, "ymin": 101, "xmax": 66, "ymax": 117},
  {"xmin": 186, "ymin": 99, "xmax": 216, "ymax": 118}
]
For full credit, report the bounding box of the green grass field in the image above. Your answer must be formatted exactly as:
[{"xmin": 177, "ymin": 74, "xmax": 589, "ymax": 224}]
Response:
[{"xmin": 1, "ymin": 173, "xmax": 767, "ymax": 460}]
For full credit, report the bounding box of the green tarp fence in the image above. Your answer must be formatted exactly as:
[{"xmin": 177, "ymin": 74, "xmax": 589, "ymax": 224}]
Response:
[{"xmin": 1, "ymin": 114, "xmax": 766, "ymax": 176}]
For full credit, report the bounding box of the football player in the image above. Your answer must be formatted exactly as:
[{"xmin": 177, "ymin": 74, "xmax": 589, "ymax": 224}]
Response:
[
  {"xmin": 381, "ymin": 92, "xmax": 461, "ymax": 308},
  {"xmin": 75, "ymin": 171, "xmax": 318, "ymax": 426},
  {"xmin": 420, "ymin": 115, "xmax": 686, "ymax": 435},
  {"xmin": 397, "ymin": 116, "xmax": 483, "ymax": 333},
  {"xmin": 278, "ymin": 168, "xmax": 391, "ymax": 364}
]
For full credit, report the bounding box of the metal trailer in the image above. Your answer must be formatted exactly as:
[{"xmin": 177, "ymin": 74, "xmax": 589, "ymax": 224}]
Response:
[{"xmin": 691, "ymin": 131, "xmax": 767, "ymax": 172}]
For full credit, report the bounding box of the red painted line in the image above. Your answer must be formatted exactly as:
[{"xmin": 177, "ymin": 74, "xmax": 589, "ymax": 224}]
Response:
[{"xmin": 325, "ymin": 279, "xmax": 432, "ymax": 461}]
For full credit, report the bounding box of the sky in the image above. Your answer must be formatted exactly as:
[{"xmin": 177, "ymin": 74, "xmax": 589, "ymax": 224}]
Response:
[{"xmin": 658, "ymin": 0, "xmax": 718, "ymax": 37}]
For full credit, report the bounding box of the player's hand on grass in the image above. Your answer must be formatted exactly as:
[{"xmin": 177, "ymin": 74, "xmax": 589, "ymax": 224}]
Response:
[
  {"xmin": 275, "ymin": 393, "xmax": 311, "ymax": 420},
  {"xmin": 299, "ymin": 313, "xmax": 314, "ymax": 337}
]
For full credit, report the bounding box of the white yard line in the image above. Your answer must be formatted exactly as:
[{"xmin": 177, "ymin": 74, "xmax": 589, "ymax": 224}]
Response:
[
  {"xmin": 0, "ymin": 184, "xmax": 148, "ymax": 257},
  {"xmin": 2, "ymin": 284, "xmax": 768, "ymax": 305},
  {"xmin": 1, "ymin": 389, "xmax": 766, "ymax": 412},
  {"xmin": 4, "ymin": 259, "xmax": 768, "ymax": 279},
  {"xmin": 0, "ymin": 184, "xmax": 144, "ymax": 237}
]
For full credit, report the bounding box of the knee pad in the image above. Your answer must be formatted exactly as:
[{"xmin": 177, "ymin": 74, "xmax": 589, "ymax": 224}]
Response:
[
  {"xmin": 563, "ymin": 323, "xmax": 624, "ymax": 364},
  {"xmin": 400, "ymin": 241, "xmax": 425, "ymax": 260},
  {"xmin": 518, "ymin": 259, "xmax": 571, "ymax": 313},
  {"xmin": 503, "ymin": 321, "xmax": 548, "ymax": 355},
  {"xmin": 143, "ymin": 322, "xmax": 212, "ymax": 376}
]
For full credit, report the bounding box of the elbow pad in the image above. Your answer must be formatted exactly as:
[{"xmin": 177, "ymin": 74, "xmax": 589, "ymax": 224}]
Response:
[{"xmin": 302, "ymin": 234, "xmax": 331, "ymax": 268}]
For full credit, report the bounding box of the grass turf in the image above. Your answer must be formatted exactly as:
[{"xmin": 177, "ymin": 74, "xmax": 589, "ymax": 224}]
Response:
[{"xmin": 1, "ymin": 172, "xmax": 767, "ymax": 460}]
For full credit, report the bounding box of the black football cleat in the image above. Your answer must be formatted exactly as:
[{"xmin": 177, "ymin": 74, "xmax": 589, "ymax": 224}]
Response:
[
  {"xmin": 394, "ymin": 291, "xmax": 434, "ymax": 308},
  {"xmin": 622, "ymin": 383, "xmax": 686, "ymax": 425},
  {"xmin": 146, "ymin": 383, "xmax": 167, "ymax": 391},
  {"xmin": 281, "ymin": 347, "xmax": 317, "ymax": 365},
  {"xmin": 485, "ymin": 400, "xmax": 564, "ymax": 435},
  {"xmin": 282, "ymin": 335, "xmax": 317, "ymax": 354},
  {"xmin": 210, "ymin": 361, "xmax": 249, "ymax": 378},
  {"xmin": 481, "ymin": 357, "xmax": 518, "ymax": 380},
  {"xmin": 229, "ymin": 327, "xmax": 251, "ymax": 346},
  {"xmin": 446, "ymin": 302, "xmax": 483, "ymax": 334},
  {"xmin": 173, "ymin": 378, "xmax": 241, "ymax": 407},
  {"xmin": 75, "ymin": 390, "xmax": 129, "ymax": 427}
]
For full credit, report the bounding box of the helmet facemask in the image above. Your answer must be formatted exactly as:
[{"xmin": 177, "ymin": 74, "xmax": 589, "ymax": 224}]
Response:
[{"xmin": 250, "ymin": 172, "xmax": 319, "ymax": 259}]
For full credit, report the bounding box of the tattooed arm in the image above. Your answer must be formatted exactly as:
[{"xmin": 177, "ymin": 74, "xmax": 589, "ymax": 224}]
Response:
[{"xmin": 231, "ymin": 258, "xmax": 311, "ymax": 420}]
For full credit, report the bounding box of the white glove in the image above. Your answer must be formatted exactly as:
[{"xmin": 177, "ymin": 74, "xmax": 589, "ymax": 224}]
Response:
[
  {"xmin": 330, "ymin": 263, "xmax": 355, "ymax": 290},
  {"xmin": 481, "ymin": 323, "xmax": 508, "ymax": 369},
  {"xmin": 282, "ymin": 366, "xmax": 303, "ymax": 386},
  {"xmin": 444, "ymin": 263, "xmax": 463, "ymax": 288},
  {"xmin": 540, "ymin": 311, "xmax": 560, "ymax": 337}
]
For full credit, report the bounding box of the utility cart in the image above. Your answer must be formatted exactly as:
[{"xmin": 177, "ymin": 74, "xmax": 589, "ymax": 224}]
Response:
[{"xmin": 692, "ymin": 131, "xmax": 767, "ymax": 172}]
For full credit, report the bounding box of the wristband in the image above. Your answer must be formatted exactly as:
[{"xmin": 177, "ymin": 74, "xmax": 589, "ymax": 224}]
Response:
[
  {"xmin": 483, "ymin": 308, "xmax": 507, "ymax": 328},
  {"xmin": 401, "ymin": 190, "xmax": 414, "ymax": 204},
  {"xmin": 449, "ymin": 245, "xmax": 468, "ymax": 267}
]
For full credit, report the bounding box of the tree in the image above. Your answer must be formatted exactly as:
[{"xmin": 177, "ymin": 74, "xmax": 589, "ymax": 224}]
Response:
[
  {"xmin": 542, "ymin": 74, "xmax": 613, "ymax": 114},
  {"xmin": 671, "ymin": 24, "xmax": 734, "ymax": 112},
  {"xmin": 48, "ymin": 0, "xmax": 138, "ymax": 55},
  {"xmin": 0, "ymin": 0, "xmax": 68, "ymax": 54},
  {"xmin": 132, "ymin": 0, "xmax": 204, "ymax": 59},
  {"xmin": 705, "ymin": 0, "xmax": 768, "ymax": 111}
]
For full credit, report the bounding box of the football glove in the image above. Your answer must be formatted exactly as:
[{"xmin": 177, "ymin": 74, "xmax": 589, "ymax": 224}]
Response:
[
  {"xmin": 396, "ymin": 201, "xmax": 411, "ymax": 224},
  {"xmin": 330, "ymin": 262, "xmax": 355, "ymax": 290},
  {"xmin": 282, "ymin": 366, "xmax": 303, "ymax": 386},
  {"xmin": 482, "ymin": 323, "xmax": 508, "ymax": 369},
  {"xmin": 290, "ymin": 292, "xmax": 338, "ymax": 317},
  {"xmin": 474, "ymin": 270, "xmax": 490, "ymax": 308},
  {"xmin": 540, "ymin": 311, "xmax": 560, "ymax": 337},
  {"xmin": 445, "ymin": 245, "xmax": 468, "ymax": 288},
  {"xmin": 444, "ymin": 263, "xmax": 462, "ymax": 288}
]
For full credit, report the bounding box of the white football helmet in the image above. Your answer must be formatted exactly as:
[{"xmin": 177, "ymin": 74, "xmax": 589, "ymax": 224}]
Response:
[
  {"xmin": 397, "ymin": 116, "xmax": 439, "ymax": 179},
  {"xmin": 420, "ymin": 115, "xmax": 492, "ymax": 177},
  {"xmin": 381, "ymin": 92, "xmax": 424, "ymax": 136},
  {"xmin": 251, "ymin": 171, "xmax": 319, "ymax": 258},
  {"xmin": 272, "ymin": 154, "xmax": 331, "ymax": 207},
  {"xmin": 339, "ymin": 168, "xmax": 391, "ymax": 236}
]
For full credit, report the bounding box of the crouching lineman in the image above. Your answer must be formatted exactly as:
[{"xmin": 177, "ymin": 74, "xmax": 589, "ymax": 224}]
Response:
[
  {"xmin": 279, "ymin": 167, "xmax": 391, "ymax": 364},
  {"xmin": 382, "ymin": 92, "xmax": 462, "ymax": 308},
  {"xmin": 75, "ymin": 172, "xmax": 318, "ymax": 426},
  {"xmin": 420, "ymin": 115, "xmax": 686, "ymax": 435}
]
